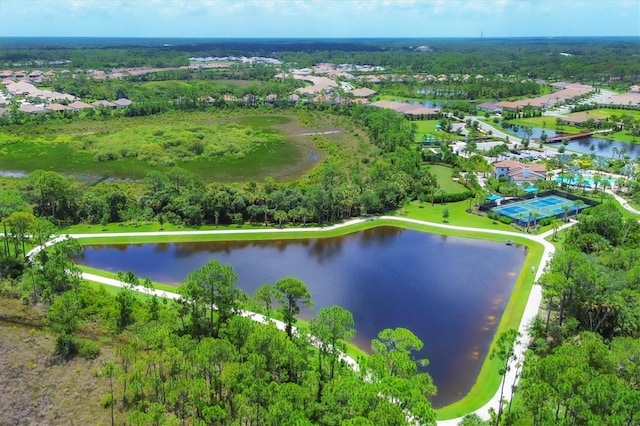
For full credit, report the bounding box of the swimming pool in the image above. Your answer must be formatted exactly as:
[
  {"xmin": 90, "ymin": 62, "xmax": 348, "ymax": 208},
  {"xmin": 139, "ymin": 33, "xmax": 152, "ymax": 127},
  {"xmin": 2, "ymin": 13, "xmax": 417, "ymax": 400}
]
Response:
[{"xmin": 555, "ymin": 175, "xmax": 616, "ymax": 188}]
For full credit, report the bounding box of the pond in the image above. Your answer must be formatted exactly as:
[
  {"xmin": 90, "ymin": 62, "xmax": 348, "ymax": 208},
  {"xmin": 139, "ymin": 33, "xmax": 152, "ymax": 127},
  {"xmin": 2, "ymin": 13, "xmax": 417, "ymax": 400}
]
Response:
[
  {"xmin": 505, "ymin": 125, "xmax": 640, "ymax": 159},
  {"xmin": 550, "ymin": 136, "xmax": 640, "ymax": 159},
  {"xmin": 74, "ymin": 226, "xmax": 527, "ymax": 407}
]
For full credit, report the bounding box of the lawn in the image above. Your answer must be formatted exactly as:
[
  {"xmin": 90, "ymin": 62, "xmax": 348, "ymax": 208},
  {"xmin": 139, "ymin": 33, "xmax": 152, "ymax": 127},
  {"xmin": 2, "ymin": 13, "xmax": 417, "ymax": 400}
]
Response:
[
  {"xmin": 413, "ymin": 119, "xmax": 442, "ymax": 142},
  {"xmin": 426, "ymin": 164, "xmax": 469, "ymax": 194}
]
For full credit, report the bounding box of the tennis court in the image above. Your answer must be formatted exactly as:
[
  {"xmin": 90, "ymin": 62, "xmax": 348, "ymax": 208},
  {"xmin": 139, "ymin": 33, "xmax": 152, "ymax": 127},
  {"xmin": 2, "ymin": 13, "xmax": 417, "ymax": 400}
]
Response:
[{"xmin": 492, "ymin": 195, "xmax": 587, "ymax": 224}]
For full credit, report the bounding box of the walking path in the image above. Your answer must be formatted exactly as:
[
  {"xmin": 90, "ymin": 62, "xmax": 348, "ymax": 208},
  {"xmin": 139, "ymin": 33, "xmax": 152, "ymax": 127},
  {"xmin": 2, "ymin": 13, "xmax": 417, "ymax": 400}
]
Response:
[
  {"xmin": 606, "ymin": 189, "xmax": 640, "ymax": 216},
  {"xmin": 27, "ymin": 216, "xmax": 577, "ymax": 425}
]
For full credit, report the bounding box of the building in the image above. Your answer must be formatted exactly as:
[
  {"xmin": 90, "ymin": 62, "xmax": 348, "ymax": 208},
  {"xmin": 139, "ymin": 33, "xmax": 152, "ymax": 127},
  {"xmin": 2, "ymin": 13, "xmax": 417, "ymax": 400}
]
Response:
[
  {"xmin": 476, "ymin": 102, "xmax": 502, "ymax": 113},
  {"xmin": 562, "ymin": 112, "xmax": 606, "ymax": 126},
  {"xmin": 494, "ymin": 160, "xmax": 547, "ymax": 184},
  {"xmin": 114, "ymin": 98, "xmax": 132, "ymax": 108}
]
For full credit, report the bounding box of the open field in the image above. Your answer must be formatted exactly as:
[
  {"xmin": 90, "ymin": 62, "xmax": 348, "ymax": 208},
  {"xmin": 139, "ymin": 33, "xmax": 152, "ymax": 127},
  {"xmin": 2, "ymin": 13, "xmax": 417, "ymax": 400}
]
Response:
[{"xmin": 0, "ymin": 111, "xmax": 365, "ymax": 182}]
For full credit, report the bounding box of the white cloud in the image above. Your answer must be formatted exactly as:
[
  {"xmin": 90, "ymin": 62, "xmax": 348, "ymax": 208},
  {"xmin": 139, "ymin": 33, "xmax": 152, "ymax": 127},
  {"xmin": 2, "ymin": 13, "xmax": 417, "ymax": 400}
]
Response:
[{"xmin": 1, "ymin": 0, "xmax": 638, "ymax": 37}]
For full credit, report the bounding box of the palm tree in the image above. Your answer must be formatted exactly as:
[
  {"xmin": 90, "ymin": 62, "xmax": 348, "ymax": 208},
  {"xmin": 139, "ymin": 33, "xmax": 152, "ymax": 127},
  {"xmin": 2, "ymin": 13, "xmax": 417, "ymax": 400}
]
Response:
[
  {"xmin": 594, "ymin": 155, "xmax": 608, "ymax": 171},
  {"xmin": 550, "ymin": 217, "xmax": 561, "ymax": 240},
  {"xmin": 620, "ymin": 147, "xmax": 628, "ymax": 160},
  {"xmin": 592, "ymin": 173, "xmax": 602, "ymax": 193},
  {"xmin": 573, "ymin": 200, "xmax": 585, "ymax": 218},
  {"xmin": 611, "ymin": 147, "xmax": 619, "ymax": 160}
]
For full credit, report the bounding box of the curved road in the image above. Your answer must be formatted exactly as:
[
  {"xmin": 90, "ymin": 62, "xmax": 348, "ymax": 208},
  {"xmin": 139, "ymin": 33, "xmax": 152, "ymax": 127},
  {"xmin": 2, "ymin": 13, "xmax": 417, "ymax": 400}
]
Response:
[{"xmin": 28, "ymin": 216, "xmax": 577, "ymax": 425}]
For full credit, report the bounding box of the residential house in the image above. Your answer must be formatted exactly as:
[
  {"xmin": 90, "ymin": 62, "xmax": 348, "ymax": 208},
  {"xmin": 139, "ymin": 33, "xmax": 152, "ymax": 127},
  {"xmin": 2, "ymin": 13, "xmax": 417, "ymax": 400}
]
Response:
[
  {"xmin": 476, "ymin": 102, "xmax": 502, "ymax": 113},
  {"xmin": 68, "ymin": 100, "xmax": 94, "ymax": 110},
  {"xmin": 493, "ymin": 160, "xmax": 547, "ymax": 184},
  {"xmin": 350, "ymin": 87, "xmax": 376, "ymax": 98},
  {"xmin": 46, "ymin": 103, "xmax": 68, "ymax": 112},
  {"xmin": 114, "ymin": 98, "xmax": 132, "ymax": 108},
  {"xmin": 562, "ymin": 112, "xmax": 606, "ymax": 127},
  {"xmin": 91, "ymin": 100, "xmax": 117, "ymax": 108}
]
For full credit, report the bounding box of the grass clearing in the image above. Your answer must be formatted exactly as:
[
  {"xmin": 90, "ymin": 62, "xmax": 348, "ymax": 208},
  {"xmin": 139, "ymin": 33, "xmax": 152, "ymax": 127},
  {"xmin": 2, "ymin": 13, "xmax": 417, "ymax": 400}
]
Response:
[{"xmin": 425, "ymin": 164, "xmax": 470, "ymax": 194}]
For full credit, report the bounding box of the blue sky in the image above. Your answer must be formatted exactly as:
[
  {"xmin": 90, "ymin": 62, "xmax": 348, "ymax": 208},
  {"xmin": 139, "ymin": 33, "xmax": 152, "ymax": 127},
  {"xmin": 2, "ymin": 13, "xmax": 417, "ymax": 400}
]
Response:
[{"xmin": 1, "ymin": 0, "xmax": 638, "ymax": 38}]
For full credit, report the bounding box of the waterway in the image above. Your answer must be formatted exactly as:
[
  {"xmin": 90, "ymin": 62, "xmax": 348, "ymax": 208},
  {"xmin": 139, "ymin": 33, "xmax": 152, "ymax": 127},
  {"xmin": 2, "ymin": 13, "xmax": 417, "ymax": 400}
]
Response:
[{"xmin": 74, "ymin": 226, "xmax": 527, "ymax": 407}]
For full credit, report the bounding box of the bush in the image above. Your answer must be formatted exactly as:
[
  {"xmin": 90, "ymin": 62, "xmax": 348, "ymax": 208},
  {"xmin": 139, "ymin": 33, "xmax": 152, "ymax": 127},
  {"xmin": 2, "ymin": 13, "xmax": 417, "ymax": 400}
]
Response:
[
  {"xmin": 538, "ymin": 218, "xmax": 552, "ymax": 227},
  {"xmin": 102, "ymin": 394, "xmax": 115, "ymax": 408},
  {"xmin": 498, "ymin": 215, "xmax": 512, "ymax": 224},
  {"xmin": 78, "ymin": 338, "xmax": 101, "ymax": 359},
  {"xmin": 487, "ymin": 211, "xmax": 500, "ymax": 220},
  {"xmin": 54, "ymin": 333, "xmax": 78, "ymax": 359}
]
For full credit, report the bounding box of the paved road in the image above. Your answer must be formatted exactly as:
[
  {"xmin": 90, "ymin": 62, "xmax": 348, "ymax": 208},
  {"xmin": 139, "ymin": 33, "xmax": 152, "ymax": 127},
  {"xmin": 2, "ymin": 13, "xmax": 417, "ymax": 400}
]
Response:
[{"xmin": 28, "ymin": 216, "xmax": 577, "ymax": 425}]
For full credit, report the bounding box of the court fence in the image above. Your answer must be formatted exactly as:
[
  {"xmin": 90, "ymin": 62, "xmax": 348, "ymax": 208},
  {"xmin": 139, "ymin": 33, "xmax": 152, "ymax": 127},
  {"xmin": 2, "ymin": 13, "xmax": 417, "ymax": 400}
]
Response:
[{"xmin": 479, "ymin": 190, "xmax": 599, "ymax": 226}]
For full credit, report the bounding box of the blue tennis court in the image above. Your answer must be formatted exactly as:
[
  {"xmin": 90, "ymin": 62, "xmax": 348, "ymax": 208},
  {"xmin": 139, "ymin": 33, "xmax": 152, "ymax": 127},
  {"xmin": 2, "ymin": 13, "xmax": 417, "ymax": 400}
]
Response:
[{"xmin": 492, "ymin": 195, "xmax": 587, "ymax": 224}]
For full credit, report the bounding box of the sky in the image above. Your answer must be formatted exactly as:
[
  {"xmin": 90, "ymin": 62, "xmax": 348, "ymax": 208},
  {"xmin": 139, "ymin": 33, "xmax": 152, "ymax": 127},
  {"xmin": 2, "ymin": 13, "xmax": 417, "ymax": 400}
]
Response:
[{"xmin": 0, "ymin": 0, "xmax": 639, "ymax": 38}]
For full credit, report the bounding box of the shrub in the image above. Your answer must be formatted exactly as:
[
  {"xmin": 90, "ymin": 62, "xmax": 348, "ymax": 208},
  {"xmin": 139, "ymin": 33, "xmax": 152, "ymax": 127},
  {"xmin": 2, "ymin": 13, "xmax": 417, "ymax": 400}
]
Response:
[
  {"xmin": 77, "ymin": 339, "xmax": 101, "ymax": 359},
  {"xmin": 102, "ymin": 394, "xmax": 115, "ymax": 408},
  {"xmin": 538, "ymin": 218, "xmax": 552, "ymax": 227},
  {"xmin": 498, "ymin": 216, "xmax": 512, "ymax": 224},
  {"xmin": 54, "ymin": 333, "xmax": 78, "ymax": 359},
  {"xmin": 94, "ymin": 151, "xmax": 120, "ymax": 162}
]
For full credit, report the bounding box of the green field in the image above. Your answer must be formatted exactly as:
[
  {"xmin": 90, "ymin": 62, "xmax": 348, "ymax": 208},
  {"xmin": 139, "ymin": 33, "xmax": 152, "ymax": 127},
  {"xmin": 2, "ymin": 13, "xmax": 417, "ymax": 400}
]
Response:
[{"xmin": 413, "ymin": 119, "xmax": 442, "ymax": 142}]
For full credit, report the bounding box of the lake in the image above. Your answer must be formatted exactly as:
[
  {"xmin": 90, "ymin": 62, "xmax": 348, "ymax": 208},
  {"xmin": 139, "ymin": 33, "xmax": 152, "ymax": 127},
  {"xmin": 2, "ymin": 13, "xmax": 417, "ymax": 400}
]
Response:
[
  {"xmin": 505, "ymin": 125, "xmax": 640, "ymax": 159},
  {"xmin": 550, "ymin": 136, "xmax": 640, "ymax": 159},
  {"xmin": 74, "ymin": 226, "xmax": 527, "ymax": 407}
]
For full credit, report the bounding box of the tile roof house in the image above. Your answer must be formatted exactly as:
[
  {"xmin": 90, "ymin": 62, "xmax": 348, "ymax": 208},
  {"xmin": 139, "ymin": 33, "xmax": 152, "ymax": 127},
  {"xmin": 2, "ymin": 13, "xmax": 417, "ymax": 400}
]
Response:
[
  {"xmin": 494, "ymin": 160, "xmax": 547, "ymax": 183},
  {"xmin": 91, "ymin": 100, "xmax": 116, "ymax": 108},
  {"xmin": 496, "ymin": 101, "xmax": 523, "ymax": 112},
  {"xmin": 46, "ymin": 103, "xmax": 68, "ymax": 112},
  {"xmin": 68, "ymin": 100, "xmax": 94, "ymax": 110},
  {"xmin": 19, "ymin": 103, "xmax": 47, "ymax": 114},
  {"xmin": 114, "ymin": 98, "xmax": 132, "ymax": 108},
  {"xmin": 477, "ymin": 102, "xmax": 502, "ymax": 113},
  {"xmin": 370, "ymin": 100, "xmax": 440, "ymax": 119},
  {"xmin": 350, "ymin": 87, "xmax": 376, "ymax": 98},
  {"xmin": 563, "ymin": 111, "xmax": 606, "ymax": 126}
]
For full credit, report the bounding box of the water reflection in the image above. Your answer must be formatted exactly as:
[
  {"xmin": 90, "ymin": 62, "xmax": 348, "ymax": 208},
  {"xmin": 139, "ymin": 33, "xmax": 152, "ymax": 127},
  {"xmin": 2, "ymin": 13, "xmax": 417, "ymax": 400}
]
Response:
[
  {"xmin": 551, "ymin": 136, "xmax": 640, "ymax": 159},
  {"xmin": 75, "ymin": 226, "xmax": 526, "ymax": 407}
]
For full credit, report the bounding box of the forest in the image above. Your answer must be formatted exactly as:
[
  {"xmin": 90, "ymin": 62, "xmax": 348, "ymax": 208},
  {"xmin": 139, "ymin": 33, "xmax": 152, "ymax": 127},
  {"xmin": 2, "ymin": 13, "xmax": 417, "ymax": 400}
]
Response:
[{"xmin": 2, "ymin": 37, "xmax": 639, "ymax": 86}]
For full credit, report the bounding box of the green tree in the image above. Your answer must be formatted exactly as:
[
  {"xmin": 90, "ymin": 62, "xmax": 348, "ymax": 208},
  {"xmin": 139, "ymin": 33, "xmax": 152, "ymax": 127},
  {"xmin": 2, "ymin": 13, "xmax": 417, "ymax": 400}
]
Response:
[
  {"xmin": 181, "ymin": 260, "xmax": 244, "ymax": 338},
  {"xmin": 275, "ymin": 277, "xmax": 313, "ymax": 339},
  {"xmin": 310, "ymin": 305, "xmax": 355, "ymax": 401},
  {"xmin": 489, "ymin": 328, "xmax": 520, "ymax": 426},
  {"xmin": 254, "ymin": 283, "xmax": 277, "ymax": 318}
]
